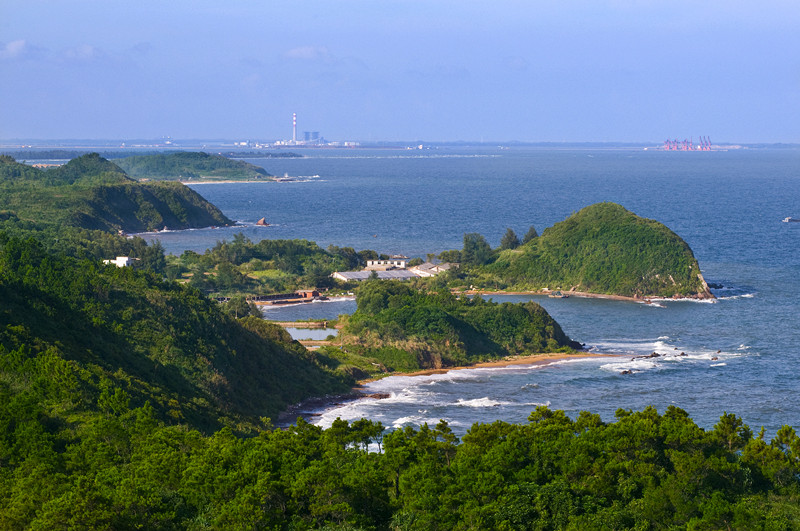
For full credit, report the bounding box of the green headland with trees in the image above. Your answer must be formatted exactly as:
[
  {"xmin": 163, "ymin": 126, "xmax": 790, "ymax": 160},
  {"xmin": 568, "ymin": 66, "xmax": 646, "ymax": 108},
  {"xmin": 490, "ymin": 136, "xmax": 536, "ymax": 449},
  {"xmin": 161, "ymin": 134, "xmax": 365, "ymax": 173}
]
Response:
[
  {"xmin": 0, "ymin": 153, "xmax": 232, "ymax": 233},
  {"xmin": 437, "ymin": 202, "xmax": 712, "ymax": 300}
]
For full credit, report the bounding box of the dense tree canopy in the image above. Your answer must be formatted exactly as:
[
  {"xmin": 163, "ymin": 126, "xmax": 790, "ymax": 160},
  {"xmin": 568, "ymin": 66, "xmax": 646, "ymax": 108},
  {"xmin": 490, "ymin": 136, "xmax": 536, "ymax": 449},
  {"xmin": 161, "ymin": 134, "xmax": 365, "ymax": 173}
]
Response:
[
  {"xmin": 461, "ymin": 232, "xmax": 495, "ymax": 266},
  {"xmin": 0, "ymin": 234, "xmax": 350, "ymax": 433},
  {"xmin": 500, "ymin": 227, "xmax": 521, "ymax": 250},
  {"xmin": 522, "ymin": 224, "xmax": 539, "ymax": 243}
]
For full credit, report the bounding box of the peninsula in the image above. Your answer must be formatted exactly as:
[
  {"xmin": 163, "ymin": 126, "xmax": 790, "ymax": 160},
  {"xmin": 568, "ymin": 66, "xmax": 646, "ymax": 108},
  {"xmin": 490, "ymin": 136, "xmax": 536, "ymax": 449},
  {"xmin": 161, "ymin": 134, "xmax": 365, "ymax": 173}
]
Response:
[{"xmin": 0, "ymin": 153, "xmax": 232, "ymax": 232}]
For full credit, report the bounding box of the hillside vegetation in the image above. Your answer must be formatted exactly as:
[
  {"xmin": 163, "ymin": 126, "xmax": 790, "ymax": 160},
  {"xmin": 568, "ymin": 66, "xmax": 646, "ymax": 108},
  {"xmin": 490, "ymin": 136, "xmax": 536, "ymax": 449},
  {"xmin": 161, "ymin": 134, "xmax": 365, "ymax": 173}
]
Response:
[
  {"xmin": 0, "ymin": 234, "xmax": 350, "ymax": 432},
  {"xmin": 114, "ymin": 151, "xmax": 272, "ymax": 181},
  {"xmin": 489, "ymin": 202, "xmax": 712, "ymax": 298},
  {"xmin": 0, "ymin": 154, "xmax": 232, "ymax": 232}
]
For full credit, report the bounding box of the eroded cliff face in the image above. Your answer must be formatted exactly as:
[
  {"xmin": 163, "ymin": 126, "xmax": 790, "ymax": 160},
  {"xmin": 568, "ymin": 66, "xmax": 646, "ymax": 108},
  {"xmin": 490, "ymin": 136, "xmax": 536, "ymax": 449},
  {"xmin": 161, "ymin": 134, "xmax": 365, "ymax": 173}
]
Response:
[{"xmin": 695, "ymin": 272, "xmax": 714, "ymax": 299}]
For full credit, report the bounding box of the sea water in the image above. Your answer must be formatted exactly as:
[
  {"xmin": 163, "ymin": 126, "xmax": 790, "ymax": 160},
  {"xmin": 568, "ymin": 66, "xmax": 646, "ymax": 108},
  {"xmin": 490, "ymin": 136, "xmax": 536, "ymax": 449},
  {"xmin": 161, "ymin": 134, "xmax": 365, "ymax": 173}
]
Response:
[{"xmin": 144, "ymin": 147, "xmax": 800, "ymax": 436}]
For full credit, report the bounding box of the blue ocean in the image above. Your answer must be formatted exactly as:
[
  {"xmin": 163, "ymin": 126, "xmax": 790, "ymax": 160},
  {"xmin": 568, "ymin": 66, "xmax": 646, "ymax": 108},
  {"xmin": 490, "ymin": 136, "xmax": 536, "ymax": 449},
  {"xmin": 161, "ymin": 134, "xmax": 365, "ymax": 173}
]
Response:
[{"xmin": 145, "ymin": 147, "xmax": 800, "ymax": 436}]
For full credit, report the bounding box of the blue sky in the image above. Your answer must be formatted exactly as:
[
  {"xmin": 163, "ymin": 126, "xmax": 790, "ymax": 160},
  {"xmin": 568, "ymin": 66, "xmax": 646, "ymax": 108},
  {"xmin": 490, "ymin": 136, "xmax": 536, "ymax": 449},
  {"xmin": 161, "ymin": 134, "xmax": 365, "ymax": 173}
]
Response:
[{"xmin": 1, "ymin": 1, "xmax": 798, "ymax": 142}]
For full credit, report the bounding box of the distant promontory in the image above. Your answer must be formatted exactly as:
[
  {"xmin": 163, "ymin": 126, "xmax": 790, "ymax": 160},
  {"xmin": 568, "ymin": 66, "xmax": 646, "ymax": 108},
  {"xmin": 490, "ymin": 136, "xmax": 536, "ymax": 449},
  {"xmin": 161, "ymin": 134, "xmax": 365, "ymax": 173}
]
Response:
[
  {"xmin": 113, "ymin": 151, "xmax": 272, "ymax": 182},
  {"xmin": 0, "ymin": 153, "xmax": 232, "ymax": 232}
]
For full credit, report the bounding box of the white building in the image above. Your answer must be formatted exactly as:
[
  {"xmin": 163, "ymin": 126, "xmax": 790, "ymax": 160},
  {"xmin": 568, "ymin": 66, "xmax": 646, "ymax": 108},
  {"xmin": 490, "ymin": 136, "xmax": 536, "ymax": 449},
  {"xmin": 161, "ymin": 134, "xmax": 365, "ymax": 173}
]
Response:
[
  {"xmin": 103, "ymin": 256, "xmax": 136, "ymax": 267},
  {"xmin": 365, "ymin": 258, "xmax": 408, "ymax": 270},
  {"xmin": 408, "ymin": 262, "xmax": 454, "ymax": 278},
  {"xmin": 332, "ymin": 270, "xmax": 419, "ymax": 282},
  {"xmin": 331, "ymin": 262, "xmax": 455, "ymax": 282}
]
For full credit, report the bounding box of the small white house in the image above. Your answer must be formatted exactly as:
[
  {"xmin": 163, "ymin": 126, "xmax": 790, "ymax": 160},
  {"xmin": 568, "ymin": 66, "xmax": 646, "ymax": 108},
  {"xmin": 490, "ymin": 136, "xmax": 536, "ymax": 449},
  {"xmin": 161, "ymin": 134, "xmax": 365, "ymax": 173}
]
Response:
[{"xmin": 103, "ymin": 256, "xmax": 136, "ymax": 268}]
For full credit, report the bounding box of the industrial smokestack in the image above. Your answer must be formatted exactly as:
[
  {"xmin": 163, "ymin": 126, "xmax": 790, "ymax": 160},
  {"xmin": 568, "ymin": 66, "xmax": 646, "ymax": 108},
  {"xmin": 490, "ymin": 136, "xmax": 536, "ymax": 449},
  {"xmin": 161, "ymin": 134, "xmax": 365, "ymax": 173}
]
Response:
[{"xmin": 292, "ymin": 113, "xmax": 297, "ymax": 143}]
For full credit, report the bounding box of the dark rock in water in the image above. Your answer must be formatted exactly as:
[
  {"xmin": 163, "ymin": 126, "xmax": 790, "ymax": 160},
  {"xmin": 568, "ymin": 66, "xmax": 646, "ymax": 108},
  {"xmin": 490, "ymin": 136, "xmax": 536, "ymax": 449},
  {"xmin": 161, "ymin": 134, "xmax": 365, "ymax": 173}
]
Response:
[
  {"xmin": 364, "ymin": 393, "xmax": 391, "ymax": 400},
  {"xmin": 621, "ymin": 370, "xmax": 633, "ymax": 375},
  {"xmin": 707, "ymin": 282, "xmax": 724, "ymax": 289},
  {"xmin": 711, "ymin": 356, "xmax": 719, "ymax": 361},
  {"xmin": 679, "ymin": 352, "xmax": 687, "ymax": 356},
  {"xmin": 632, "ymin": 352, "xmax": 661, "ymax": 360}
]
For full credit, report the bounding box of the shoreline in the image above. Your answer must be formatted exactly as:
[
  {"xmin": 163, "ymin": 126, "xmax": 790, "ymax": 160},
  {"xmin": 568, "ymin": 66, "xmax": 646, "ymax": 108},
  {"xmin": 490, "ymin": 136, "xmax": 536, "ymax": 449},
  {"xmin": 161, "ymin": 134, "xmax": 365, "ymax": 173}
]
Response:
[
  {"xmin": 358, "ymin": 351, "xmax": 614, "ymax": 382},
  {"xmin": 180, "ymin": 179, "xmax": 273, "ymax": 185},
  {"xmin": 463, "ymin": 288, "xmax": 640, "ymax": 302},
  {"xmin": 462, "ymin": 288, "xmax": 713, "ymax": 303},
  {"xmin": 276, "ymin": 351, "xmax": 616, "ymax": 427}
]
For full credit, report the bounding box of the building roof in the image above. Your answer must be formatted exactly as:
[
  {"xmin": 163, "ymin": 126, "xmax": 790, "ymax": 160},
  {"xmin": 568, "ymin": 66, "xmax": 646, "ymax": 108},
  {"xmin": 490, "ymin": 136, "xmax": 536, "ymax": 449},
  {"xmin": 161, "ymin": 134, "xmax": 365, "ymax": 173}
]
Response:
[{"xmin": 333, "ymin": 270, "xmax": 419, "ymax": 281}]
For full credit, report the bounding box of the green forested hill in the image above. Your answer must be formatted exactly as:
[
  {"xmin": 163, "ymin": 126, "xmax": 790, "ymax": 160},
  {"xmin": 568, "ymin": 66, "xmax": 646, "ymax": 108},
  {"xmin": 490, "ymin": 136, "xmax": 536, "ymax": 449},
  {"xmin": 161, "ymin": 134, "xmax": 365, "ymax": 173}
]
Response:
[
  {"xmin": 0, "ymin": 235, "xmax": 350, "ymax": 432},
  {"xmin": 114, "ymin": 151, "xmax": 272, "ymax": 181},
  {"xmin": 0, "ymin": 154, "xmax": 232, "ymax": 232},
  {"xmin": 330, "ymin": 281, "xmax": 580, "ymax": 377},
  {"xmin": 490, "ymin": 202, "xmax": 712, "ymax": 298}
]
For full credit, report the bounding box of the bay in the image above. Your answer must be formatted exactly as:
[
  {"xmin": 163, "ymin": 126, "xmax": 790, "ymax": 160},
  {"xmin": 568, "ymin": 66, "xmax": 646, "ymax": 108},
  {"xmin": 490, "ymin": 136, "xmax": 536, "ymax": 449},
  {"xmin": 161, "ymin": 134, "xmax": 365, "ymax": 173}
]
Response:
[{"xmin": 144, "ymin": 147, "xmax": 800, "ymax": 436}]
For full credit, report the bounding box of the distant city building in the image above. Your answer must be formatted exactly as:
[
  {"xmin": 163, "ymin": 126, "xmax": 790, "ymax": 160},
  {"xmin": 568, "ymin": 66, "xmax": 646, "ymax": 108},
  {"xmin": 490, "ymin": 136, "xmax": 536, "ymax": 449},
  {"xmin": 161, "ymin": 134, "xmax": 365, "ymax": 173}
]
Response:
[{"xmin": 270, "ymin": 113, "xmax": 358, "ymax": 147}]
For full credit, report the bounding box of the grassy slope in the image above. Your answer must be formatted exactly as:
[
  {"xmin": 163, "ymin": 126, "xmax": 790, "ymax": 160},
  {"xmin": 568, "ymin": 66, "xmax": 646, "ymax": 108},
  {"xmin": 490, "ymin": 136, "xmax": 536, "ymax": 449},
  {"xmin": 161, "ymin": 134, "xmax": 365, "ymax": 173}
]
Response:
[
  {"xmin": 491, "ymin": 202, "xmax": 711, "ymax": 298},
  {"xmin": 114, "ymin": 151, "xmax": 272, "ymax": 181},
  {"xmin": 0, "ymin": 154, "xmax": 232, "ymax": 232}
]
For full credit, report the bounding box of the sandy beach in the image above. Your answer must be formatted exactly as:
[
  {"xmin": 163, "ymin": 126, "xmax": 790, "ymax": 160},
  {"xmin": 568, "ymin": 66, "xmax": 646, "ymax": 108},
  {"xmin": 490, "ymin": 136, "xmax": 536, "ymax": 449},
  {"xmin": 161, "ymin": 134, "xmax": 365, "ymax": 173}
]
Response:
[{"xmin": 358, "ymin": 351, "xmax": 615, "ymax": 382}]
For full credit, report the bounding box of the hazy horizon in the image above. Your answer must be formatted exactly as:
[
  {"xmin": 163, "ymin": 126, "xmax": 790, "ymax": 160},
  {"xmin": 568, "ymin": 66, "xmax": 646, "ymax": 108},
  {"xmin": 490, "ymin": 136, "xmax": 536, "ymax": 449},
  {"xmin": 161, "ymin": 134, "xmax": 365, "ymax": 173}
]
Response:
[{"xmin": 2, "ymin": 1, "xmax": 798, "ymax": 143}]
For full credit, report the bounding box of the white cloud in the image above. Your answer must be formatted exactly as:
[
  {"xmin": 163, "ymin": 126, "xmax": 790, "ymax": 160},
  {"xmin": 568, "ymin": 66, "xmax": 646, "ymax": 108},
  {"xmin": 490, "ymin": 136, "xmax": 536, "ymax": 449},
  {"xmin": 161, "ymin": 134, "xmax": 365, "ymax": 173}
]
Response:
[
  {"xmin": 0, "ymin": 40, "xmax": 28, "ymax": 60},
  {"xmin": 284, "ymin": 45, "xmax": 332, "ymax": 61}
]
